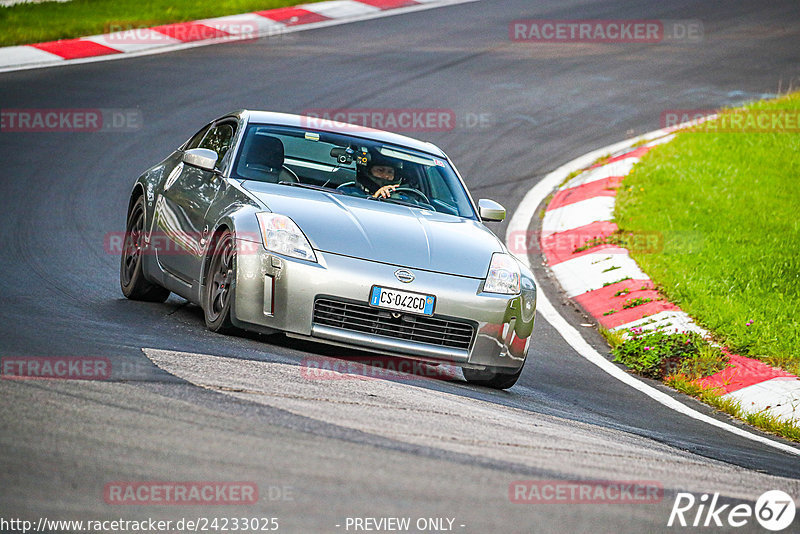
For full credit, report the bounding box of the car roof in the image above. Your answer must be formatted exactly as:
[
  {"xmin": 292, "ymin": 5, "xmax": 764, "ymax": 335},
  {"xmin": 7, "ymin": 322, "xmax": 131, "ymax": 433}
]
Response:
[{"xmin": 225, "ymin": 110, "xmax": 448, "ymax": 158}]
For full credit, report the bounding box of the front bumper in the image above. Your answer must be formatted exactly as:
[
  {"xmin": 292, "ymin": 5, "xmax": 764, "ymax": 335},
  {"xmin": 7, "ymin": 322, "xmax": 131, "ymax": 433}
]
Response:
[{"xmin": 232, "ymin": 242, "xmax": 535, "ymax": 370}]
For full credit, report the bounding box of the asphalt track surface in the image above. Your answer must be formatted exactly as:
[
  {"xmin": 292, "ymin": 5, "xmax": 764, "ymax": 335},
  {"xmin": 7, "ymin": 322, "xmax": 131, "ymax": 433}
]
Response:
[{"xmin": 1, "ymin": 1, "xmax": 799, "ymax": 532}]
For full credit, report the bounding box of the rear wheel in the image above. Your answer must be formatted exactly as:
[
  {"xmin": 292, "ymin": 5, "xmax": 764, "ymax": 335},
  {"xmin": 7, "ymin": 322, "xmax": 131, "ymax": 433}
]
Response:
[
  {"xmin": 120, "ymin": 196, "xmax": 170, "ymax": 302},
  {"xmin": 462, "ymin": 365, "xmax": 523, "ymax": 390},
  {"xmin": 204, "ymin": 229, "xmax": 237, "ymax": 333}
]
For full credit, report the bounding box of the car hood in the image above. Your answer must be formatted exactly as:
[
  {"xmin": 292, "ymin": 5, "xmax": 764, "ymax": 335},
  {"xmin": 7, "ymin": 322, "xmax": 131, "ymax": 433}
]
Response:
[{"xmin": 241, "ymin": 181, "xmax": 504, "ymax": 278}]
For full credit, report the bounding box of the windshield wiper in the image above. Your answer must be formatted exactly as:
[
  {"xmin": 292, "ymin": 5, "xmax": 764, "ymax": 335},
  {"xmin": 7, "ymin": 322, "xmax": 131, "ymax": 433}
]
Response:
[{"xmin": 278, "ymin": 181, "xmax": 342, "ymax": 194}]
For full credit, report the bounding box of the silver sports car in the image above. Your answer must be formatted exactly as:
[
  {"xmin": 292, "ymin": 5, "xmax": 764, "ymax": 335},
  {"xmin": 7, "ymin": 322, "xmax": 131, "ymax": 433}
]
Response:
[{"xmin": 121, "ymin": 110, "xmax": 536, "ymax": 389}]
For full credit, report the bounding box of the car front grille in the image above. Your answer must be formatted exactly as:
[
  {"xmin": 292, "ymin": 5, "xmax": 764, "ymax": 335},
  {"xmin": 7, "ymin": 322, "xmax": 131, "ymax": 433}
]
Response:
[{"xmin": 313, "ymin": 298, "xmax": 475, "ymax": 351}]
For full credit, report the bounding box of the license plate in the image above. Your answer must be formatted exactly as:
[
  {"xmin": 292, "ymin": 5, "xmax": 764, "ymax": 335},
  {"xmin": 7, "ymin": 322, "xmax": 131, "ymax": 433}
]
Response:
[{"xmin": 369, "ymin": 286, "xmax": 436, "ymax": 316}]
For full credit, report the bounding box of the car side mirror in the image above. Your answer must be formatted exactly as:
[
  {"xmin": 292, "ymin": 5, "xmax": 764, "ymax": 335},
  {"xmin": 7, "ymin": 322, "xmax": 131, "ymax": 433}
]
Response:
[
  {"xmin": 478, "ymin": 199, "xmax": 506, "ymax": 222},
  {"xmin": 182, "ymin": 148, "xmax": 218, "ymax": 173}
]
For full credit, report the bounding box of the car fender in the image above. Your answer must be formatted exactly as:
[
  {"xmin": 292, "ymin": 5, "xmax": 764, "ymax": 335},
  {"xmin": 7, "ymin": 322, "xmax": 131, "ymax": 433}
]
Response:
[
  {"xmin": 515, "ymin": 260, "xmax": 537, "ymax": 339},
  {"xmin": 129, "ymin": 152, "xmax": 183, "ymax": 234},
  {"xmin": 199, "ymin": 202, "xmax": 264, "ymax": 295}
]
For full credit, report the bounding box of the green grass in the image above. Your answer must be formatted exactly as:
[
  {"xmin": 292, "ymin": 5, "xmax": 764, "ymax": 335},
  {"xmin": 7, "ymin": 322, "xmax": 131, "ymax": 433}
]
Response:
[
  {"xmin": 598, "ymin": 326, "xmax": 626, "ymax": 348},
  {"xmin": 612, "ymin": 329, "xmax": 728, "ymax": 380},
  {"xmin": 592, "ymin": 153, "xmax": 612, "ymax": 166},
  {"xmin": 0, "ymin": 0, "xmax": 324, "ymax": 47},
  {"xmin": 666, "ymin": 375, "xmax": 740, "ymax": 416},
  {"xmin": 616, "ymin": 92, "xmax": 800, "ymax": 376},
  {"xmin": 666, "ymin": 375, "xmax": 800, "ymax": 442}
]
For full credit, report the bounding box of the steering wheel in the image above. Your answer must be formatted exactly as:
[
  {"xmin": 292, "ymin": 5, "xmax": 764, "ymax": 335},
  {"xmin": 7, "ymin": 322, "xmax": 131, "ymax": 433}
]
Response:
[
  {"xmin": 336, "ymin": 181, "xmax": 357, "ymax": 190},
  {"xmin": 390, "ymin": 187, "xmax": 431, "ymax": 205}
]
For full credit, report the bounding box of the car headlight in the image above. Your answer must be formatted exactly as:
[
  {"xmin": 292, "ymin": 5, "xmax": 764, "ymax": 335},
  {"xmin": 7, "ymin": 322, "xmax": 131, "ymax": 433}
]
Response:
[
  {"xmin": 256, "ymin": 212, "xmax": 317, "ymax": 263},
  {"xmin": 484, "ymin": 253, "xmax": 521, "ymax": 294}
]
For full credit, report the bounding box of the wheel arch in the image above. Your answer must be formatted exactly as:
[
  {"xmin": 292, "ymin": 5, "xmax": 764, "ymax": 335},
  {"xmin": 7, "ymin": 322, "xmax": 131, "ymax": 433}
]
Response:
[
  {"xmin": 201, "ymin": 223, "xmax": 233, "ymax": 296},
  {"xmin": 199, "ymin": 200, "xmax": 264, "ymax": 308},
  {"xmin": 127, "ymin": 182, "xmax": 146, "ymax": 214}
]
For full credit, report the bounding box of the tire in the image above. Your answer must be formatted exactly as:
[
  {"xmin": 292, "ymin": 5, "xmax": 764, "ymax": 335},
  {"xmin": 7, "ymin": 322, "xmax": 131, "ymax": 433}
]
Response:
[
  {"xmin": 462, "ymin": 365, "xmax": 524, "ymax": 390},
  {"xmin": 203, "ymin": 229, "xmax": 237, "ymax": 334},
  {"xmin": 120, "ymin": 196, "xmax": 170, "ymax": 302}
]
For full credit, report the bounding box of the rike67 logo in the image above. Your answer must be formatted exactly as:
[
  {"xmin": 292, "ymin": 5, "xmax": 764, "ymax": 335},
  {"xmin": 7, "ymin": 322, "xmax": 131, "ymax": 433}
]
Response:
[{"xmin": 668, "ymin": 490, "xmax": 796, "ymax": 531}]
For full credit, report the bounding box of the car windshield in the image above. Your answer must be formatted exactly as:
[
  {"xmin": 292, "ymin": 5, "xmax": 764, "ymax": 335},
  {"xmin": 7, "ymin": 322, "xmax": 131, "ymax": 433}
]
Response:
[{"xmin": 232, "ymin": 124, "xmax": 477, "ymax": 219}]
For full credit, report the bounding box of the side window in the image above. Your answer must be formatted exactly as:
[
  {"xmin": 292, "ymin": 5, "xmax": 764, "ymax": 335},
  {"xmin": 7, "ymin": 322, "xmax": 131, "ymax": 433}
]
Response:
[
  {"xmin": 184, "ymin": 124, "xmax": 211, "ymax": 150},
  {"xmin": 199, "ymin": 123, "xmax": 236, "ymax": 169}
]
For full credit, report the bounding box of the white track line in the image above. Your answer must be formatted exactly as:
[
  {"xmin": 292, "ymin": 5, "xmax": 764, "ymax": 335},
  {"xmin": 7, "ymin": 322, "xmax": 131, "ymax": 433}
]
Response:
[
  {"xmin": 549, "ymin": 250, "xmax": 649, "ymax": 297},
  {"xmin": 506, "ymin": 130, "xmax": 800, "ymax": 457},
  {"xmin": 612, "ymin": 310, "xmax": 708, "ymax": 336},
  {"xmin": 0, "ymin": 0, "xmax": 481, "ymax": 74},
  {"xmin": 727, "ymin": 379, "xmax": 800, "ymax": 422},
  {"xmin": 301, "ymin": 0, "xmax": 381, "ymax": 18},
  {"xmin": 541, "ymin": 196, "xmax": 616, "ymax": 236},
  {"xmin": 0, "ymin": 45, "xmax": 62, "ymax": 68},
  {"xmin": 563, "ymin": 157, "xmax": 638, "ymax": 188}
]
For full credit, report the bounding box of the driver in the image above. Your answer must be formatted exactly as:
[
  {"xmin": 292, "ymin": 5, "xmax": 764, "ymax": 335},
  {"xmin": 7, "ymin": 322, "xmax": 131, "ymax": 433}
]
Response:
[{"xmin": 355, "ymin": 155, "xmax": 404, "ymax": 199}]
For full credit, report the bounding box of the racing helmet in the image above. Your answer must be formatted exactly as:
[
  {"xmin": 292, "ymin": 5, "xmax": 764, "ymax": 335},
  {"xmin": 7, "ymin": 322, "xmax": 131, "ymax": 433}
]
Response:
[{"xmin": 356, "ymin": 150, "xmax": 402, "ymax": 194}]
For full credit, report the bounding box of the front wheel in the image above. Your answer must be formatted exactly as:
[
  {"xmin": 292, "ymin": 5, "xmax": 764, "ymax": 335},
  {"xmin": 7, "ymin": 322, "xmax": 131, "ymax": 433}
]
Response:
[
  {"xmin": 462, "ymin": 365, "xmax": 524, "ymax": 390},
  {"xmin": 120, "ymin": 196, "xmax": 170, "ymax": 302},
  {"xmin": 203, "ymin": 229, "xmax": 237, "ymax": 334}
]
